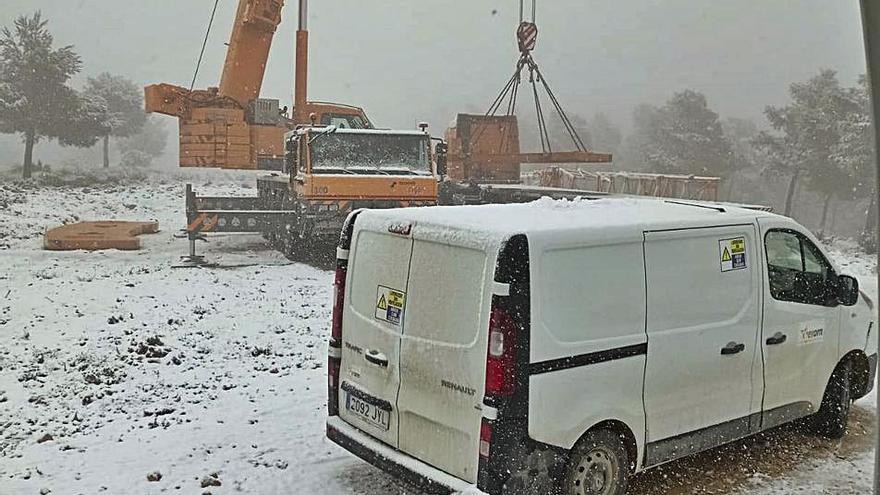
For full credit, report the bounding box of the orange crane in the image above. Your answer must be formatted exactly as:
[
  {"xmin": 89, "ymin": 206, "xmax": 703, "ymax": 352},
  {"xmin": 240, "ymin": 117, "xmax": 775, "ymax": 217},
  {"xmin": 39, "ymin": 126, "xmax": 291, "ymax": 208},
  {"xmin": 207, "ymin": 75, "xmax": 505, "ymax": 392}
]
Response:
[{"xmin": 145, "ymin": 0, "xmax": 371, "ymax": 171}]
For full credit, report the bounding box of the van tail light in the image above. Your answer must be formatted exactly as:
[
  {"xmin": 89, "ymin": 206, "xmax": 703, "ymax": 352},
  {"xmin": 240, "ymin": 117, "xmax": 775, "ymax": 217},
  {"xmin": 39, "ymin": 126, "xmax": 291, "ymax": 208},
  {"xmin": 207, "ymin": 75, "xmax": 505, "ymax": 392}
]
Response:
[
  {"xmin": 479, "ymin": 418, "xmax": 493, "ymax": 459},
  {"xmin": 329, "ymin": 212, "xmax": 360, "ymax": 417},
  {"xmin": 328, "ymin": 353, "xmax": 341, "ymax": 416},
  {"xmin": 331, "ymin": 257, "xmax": 346, "ymax": 343},
  {"xmin": 328, "ymin": 253, "xmax": 347, "ymax": 416},
  {"xmin": 485, "ymin": 301, "xmax": 517, "ymax": 397}
]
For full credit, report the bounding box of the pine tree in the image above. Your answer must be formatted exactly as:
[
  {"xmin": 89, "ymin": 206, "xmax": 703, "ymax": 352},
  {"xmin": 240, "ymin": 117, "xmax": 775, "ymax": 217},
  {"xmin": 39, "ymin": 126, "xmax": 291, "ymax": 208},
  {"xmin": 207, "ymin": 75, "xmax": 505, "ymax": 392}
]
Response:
[
  {"xmin": 628, "ymin": 90, "xmax": 732, "ymax": 177},
  {"xmin": 756, "ymin": 70, "xmax": 860, "ymax": 223}
]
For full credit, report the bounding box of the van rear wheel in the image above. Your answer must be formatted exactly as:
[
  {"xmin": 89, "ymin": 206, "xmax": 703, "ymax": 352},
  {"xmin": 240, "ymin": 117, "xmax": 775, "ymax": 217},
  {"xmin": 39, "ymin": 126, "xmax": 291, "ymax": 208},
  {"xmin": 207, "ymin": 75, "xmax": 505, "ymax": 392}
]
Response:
[
  {"xmin": 810, "ymin": 362, "xmax": 852, "ymax": 439},
  {"xmin": 564, "ymin": 430, "xmax": 629, "ymax": 495}
]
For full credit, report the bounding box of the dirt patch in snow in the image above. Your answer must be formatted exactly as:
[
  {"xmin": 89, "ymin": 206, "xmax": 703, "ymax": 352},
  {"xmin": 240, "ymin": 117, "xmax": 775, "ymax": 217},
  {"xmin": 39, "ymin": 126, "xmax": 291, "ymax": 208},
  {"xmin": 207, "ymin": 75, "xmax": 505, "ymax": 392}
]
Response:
[{"xmin": 630, "ymin": 405, "xmax": 876, "ymax": 494}]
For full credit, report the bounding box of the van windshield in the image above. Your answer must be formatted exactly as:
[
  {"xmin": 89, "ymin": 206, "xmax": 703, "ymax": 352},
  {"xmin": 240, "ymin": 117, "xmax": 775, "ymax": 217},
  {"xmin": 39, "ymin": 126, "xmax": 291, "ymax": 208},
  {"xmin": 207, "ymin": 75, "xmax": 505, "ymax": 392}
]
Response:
[{"xmin": 310, "ymin": 133, "xmax": 432, "ymax": 176}]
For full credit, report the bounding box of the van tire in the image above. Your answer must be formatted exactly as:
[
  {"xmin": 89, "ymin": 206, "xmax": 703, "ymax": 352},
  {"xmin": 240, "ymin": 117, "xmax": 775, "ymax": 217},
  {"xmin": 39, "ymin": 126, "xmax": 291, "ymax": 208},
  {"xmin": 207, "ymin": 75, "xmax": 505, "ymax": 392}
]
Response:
[
  {"xmin": 810, "ymin": 362, "xmax": 852, "ymax": 439},
  {"xmin": 563, "ymin": 429, "xmax": 629, "ymax": 495}
]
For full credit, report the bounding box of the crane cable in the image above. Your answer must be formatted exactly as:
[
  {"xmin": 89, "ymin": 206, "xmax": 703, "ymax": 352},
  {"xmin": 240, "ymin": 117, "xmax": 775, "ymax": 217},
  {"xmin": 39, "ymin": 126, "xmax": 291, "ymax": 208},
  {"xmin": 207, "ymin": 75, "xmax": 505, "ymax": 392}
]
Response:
[
  {"xmin": 519, "ymin": 0, "xmax": 536, "ymax": 23},
  {"xmin": 190, "ymin": 0, "xmax": 221, "ymax": 93},
  {"xmin": 475, "ymin": 0, "xmax": 589, "ymax": 155}
]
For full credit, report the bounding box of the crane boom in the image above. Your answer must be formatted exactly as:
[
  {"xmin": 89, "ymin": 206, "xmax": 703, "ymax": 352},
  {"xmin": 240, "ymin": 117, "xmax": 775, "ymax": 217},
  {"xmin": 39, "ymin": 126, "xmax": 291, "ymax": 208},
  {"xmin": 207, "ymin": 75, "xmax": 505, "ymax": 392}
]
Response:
[
  {"xmin": 145, "ymin": 0, "xmax": 371, "ymax": 170},
  {"xmin": 218, "ymin": 0, "xmax": 284, "ymax": 107},
  {"xmin": 294, "ymin": 0, "xmax": 308, "ymax": 122}
]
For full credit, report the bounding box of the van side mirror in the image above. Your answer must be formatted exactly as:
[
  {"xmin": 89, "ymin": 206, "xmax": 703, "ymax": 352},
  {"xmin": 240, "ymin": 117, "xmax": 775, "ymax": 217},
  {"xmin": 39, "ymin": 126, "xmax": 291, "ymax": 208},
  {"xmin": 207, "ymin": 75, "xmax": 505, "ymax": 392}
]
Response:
[
  {"xmin": 435, "ymin": 142, "xmax": 448, "ymax": 177},
  {"xmin": 837, "ymin": 275, "xmax": 859, "ymax": 306}
]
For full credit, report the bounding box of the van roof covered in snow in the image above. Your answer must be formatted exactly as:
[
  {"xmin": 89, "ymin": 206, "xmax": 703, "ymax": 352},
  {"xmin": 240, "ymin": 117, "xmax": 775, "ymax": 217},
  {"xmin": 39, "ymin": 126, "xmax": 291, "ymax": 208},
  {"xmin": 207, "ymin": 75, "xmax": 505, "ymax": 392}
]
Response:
[{"xmin": 354, "ymin": 196, "xmax": 778, "ymax": 249}]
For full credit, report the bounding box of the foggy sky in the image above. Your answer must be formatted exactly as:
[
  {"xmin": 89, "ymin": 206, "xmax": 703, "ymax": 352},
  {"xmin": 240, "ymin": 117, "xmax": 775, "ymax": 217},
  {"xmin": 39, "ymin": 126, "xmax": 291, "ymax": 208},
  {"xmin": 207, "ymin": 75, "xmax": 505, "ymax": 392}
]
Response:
[{"xmin": 0, "ymin": 0, "xmax": 868, "ymax": 161}]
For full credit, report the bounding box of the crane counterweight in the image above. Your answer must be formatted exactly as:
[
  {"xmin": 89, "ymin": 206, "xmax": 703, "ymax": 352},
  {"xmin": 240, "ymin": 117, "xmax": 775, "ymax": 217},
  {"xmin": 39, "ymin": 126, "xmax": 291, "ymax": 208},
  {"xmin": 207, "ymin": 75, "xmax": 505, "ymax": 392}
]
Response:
[{"xmin": 145, "ymin": 0, "xmax": 370, "ymax": 171}]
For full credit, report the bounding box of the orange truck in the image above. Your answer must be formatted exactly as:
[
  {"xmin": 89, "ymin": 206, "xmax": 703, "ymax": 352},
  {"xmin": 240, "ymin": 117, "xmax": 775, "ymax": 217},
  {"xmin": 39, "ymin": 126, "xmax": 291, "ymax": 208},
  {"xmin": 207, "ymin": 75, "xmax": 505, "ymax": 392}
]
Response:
[{"xmin": 184, "ymin": 126, "xmax": 440, "ymax": 259}]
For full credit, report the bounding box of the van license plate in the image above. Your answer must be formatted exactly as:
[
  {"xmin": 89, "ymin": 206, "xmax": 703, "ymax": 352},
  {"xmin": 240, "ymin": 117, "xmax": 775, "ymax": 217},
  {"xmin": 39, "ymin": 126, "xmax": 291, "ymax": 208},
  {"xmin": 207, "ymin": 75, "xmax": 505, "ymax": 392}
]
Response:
[{"xmin": 345, "ymin": 393, "xmax": 390, "ymax": 431}]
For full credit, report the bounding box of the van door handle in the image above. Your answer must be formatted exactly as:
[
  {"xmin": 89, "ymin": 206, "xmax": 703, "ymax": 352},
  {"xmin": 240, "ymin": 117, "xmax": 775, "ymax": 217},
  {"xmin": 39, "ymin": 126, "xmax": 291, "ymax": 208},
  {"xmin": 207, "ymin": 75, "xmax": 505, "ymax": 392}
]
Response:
[
  {"xmin": 765, "ymin": 332, "xmax": 787, "ymax": 346},
  {"xmin": 364, "ymin": 349, "xmax": 389, "ymax": 368},
  {"xmin": 720, "ymin": 342, "xmax": 745, "ymax": 355}
]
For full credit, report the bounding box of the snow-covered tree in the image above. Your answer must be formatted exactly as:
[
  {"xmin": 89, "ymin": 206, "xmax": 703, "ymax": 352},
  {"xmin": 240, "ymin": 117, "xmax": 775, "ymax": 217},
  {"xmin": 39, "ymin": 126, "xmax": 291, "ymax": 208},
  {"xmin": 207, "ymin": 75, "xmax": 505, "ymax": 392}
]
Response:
[
  {"xmin": 628, "ymin": 90, "xmax": 732, "ymax": 177},
  {"xmin": 59, "ymin": 91, "xmax": 111, "ymax": 149},
  {"xmin": 720, "ymin": 117, "xmax": 762, "ymax": 200},
  {"xmin": 832, "ymin": 76, "xmax": 876, "ymax": 249},
  {"xmin": 756, "ymin": 70, "xmax": 861, "ymax": 226},
  {"xmin": 722, "ymin": 118, "xmax": 760, "ymax": 167},
  {"xmin": 117, "ymin": 116, "xmax": 168, "ymax": 168},
  {"xmin": 84, "ymin": 72, "xmax": 146, "ymax": 168},
  {"xmin": 588, "ymin": 112, "xmax": 623, "ymax": 157},
  {"xmin": 832, "ymin": 77, "xmax": 874, "ymax": 195},
  {"xmin": 546, "ymin": 112, "xmax": 592, "ymax": 152},
  {"xmin": 0, "ymin": 12, "xmax": 105, "ymax": 178},
  {"xmin": 627, "ymin": 103, "xmax": 671, "ymax": 173}
]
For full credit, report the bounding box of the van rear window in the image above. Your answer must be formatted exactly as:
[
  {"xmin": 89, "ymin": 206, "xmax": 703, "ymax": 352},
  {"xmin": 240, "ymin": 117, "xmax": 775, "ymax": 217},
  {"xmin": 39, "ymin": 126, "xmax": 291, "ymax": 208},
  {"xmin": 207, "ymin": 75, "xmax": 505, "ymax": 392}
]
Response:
[{"xmin": 403, "ymin": 240, "xmax": 489, "ymax": 346}]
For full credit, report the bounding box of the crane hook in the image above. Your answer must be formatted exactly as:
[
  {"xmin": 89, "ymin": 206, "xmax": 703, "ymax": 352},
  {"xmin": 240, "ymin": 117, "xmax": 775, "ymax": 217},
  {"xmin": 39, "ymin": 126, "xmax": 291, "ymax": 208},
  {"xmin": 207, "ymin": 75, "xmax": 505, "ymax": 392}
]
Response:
[
  {"xmin": 517, "ymin": 21, "xmax": 538, "ymax": 54},
  {"xmin": 517, "ymin": 0, "xmax": 538, "ymax": 54}
]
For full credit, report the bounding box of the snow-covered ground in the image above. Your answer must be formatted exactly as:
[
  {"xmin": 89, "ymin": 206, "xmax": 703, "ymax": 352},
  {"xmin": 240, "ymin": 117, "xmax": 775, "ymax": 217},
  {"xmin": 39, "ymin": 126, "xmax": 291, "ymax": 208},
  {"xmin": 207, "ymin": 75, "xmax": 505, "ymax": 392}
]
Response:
[{"xmin": 0, "ymin": 175, "xmax": 876, "ymax": 495}]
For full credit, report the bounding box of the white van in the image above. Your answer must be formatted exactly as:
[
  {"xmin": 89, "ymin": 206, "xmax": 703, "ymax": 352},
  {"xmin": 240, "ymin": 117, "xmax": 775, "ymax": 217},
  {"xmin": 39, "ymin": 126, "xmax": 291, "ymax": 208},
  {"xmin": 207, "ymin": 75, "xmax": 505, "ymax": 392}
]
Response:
[{"xmin": 325, "ymin": 197, "xmax": 877, "ymax": 495}]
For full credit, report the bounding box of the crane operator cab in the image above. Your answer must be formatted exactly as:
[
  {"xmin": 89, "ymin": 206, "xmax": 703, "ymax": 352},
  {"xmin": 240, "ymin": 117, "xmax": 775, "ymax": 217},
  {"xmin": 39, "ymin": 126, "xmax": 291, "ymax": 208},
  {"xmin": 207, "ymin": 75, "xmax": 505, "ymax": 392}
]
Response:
[{"xmin": 304, "ymin": 103, "xmax": 374, "ymax": 129}]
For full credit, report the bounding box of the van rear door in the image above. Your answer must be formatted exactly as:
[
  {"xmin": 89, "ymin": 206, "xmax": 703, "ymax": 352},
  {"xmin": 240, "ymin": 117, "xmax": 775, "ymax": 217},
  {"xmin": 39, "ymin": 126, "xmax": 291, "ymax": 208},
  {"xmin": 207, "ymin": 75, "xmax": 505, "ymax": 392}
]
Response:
[
  {"xmin": 338, "ymin": 226, "xmax": 412, "ymax": 448},
  {"xmin": 396, "ymin": 237, "xmax": 494, "ymax": 484}
]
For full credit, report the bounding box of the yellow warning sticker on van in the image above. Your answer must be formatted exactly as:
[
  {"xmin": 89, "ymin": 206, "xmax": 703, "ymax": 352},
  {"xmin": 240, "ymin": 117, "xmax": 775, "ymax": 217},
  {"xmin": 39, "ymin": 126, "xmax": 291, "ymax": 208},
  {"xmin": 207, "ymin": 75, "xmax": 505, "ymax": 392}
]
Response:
[
  {"xmin": 375, "ymin": 286, "xmax": 405, "ymax": 326},
  {"xmin": 730, "ymin": 238, "xmax": 745, "ymax": 254},
  {"xmin": 719, "ymin": 237, "xmax": 747, "ymax": 272}
]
